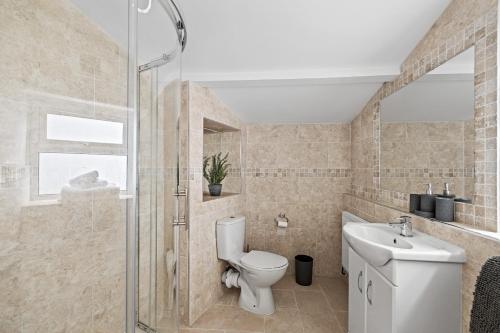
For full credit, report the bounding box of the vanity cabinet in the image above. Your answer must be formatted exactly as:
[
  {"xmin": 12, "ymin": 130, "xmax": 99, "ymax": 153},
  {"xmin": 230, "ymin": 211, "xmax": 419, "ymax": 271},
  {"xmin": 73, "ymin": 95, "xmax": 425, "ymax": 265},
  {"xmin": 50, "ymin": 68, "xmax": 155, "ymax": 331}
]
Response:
[
  {"xmin": 365, "ymin": 264, "xmax": 394, "ymax": 333},
  {"xmin": 348, "ymin": 247, "xmax": 366, "ymax": 333},
  {"xmin": 348, "ymin": 247, "xmax": 461, "ymax": 333}
]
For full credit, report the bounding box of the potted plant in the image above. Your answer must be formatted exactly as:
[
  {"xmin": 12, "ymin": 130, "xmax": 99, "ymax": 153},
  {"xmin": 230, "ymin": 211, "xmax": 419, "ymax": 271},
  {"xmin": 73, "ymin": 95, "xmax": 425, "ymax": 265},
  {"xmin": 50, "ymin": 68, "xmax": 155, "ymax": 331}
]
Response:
[{"xmin": 203, "ymin": 152, "xmax": 230, "ymax": 196}]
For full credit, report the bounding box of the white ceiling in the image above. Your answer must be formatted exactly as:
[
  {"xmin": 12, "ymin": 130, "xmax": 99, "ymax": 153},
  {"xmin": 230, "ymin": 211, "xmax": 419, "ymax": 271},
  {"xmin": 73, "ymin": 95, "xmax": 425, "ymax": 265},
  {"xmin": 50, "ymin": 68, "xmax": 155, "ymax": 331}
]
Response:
[
  {"xmin": 202, "ymin": 77, "xmax": 391, "ymax": 123},
  {"xmin": 381, "ymin": 48, "xmax": 474, "ymax": 122},
  {"xmin": 181, "ymin": 0, "xmax": 450, "ymax": 80},
  {"xmin": 181, "ymin": 0, "xmax": 452, "ymax": 123},
  {"xmin": 70, "ymin": 0, "xmax": 453, "ymax": 123}
]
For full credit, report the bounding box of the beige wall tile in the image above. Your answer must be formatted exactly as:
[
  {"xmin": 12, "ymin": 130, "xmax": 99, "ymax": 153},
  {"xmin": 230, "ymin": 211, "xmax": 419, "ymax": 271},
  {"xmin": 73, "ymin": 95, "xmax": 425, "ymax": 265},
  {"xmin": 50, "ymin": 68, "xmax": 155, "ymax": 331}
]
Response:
[
  {"xmin": 0, "ymin": 0, "xmax": 130, "ymax": 331},
  {"xmin": 185, "ymin": 83, "xmax": 245, "ymax": 325},
  {"xmin": 244, "ymin": 123, "xmax": 351, "ymax": 279}
]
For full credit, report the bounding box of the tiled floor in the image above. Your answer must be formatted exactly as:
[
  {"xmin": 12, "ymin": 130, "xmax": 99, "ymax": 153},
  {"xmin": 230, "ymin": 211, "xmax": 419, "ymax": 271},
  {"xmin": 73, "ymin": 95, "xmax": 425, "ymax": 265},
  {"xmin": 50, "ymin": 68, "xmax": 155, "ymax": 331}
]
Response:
[{"xmin": 182, "ymin": 275, "xmax": 348, "ymax": 333}]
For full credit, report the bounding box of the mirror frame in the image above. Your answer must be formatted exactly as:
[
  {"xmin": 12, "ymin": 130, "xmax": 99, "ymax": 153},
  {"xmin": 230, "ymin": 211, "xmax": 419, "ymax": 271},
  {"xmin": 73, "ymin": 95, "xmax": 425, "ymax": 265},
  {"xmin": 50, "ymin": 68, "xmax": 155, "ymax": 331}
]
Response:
[{"xmin": 370, "ymin": 43, "xmax": 498, "ymax": 233}]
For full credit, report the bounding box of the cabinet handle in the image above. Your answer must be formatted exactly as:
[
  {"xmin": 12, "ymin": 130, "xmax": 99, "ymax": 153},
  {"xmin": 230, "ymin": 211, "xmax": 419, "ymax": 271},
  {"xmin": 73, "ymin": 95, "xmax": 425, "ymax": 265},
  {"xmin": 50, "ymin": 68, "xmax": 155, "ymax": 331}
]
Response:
[
  {"xmin": 366, "ymin": 280, "xmax": 373, "ymax": 305},
  {"xmin": 357, "ymin": 271, "xmax": 363, "ymax": 294}
]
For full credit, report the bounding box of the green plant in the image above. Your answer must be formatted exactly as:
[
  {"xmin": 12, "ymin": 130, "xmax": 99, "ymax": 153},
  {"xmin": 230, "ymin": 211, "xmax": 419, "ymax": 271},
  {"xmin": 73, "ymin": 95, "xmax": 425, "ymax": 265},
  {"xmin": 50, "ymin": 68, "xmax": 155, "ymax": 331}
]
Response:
[{"xmin": 203, "ymin": 152, "xmax": 230, "ymax": 185}]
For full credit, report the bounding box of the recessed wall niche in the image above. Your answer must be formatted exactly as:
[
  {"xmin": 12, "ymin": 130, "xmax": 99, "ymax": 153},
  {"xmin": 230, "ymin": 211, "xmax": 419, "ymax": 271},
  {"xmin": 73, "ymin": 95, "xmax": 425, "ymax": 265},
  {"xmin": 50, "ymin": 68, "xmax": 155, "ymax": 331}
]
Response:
[{"xmin": 202, "ymin": 118, "xmax": 242, "ymax": 201}]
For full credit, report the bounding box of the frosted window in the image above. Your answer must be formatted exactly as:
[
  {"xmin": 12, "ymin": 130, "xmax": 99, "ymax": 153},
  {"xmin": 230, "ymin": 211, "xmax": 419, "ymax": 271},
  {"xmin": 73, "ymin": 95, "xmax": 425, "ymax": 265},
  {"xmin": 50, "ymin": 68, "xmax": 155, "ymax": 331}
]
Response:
[
  {"xmin": 46, "ymin": 114, "xmax": 124, "ymax": 144},
  {"xmin": 38, "ymin": 153, "xmax": 127, "ymax": 195}
]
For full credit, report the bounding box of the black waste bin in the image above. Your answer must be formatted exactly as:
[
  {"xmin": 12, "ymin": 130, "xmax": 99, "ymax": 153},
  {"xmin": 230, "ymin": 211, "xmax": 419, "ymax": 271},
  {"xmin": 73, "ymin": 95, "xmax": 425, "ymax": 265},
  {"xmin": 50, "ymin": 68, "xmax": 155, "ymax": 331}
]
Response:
[{"xmin": 295, "ymin": 255, "xmax": 313, "ymax": 286}]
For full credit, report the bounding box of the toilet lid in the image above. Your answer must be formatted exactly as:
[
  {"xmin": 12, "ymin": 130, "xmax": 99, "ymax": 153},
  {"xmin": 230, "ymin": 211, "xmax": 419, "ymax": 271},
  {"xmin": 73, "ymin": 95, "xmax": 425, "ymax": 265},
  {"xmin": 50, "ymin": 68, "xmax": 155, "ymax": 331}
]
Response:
[{"xmin": 241, "ymin": 250, "xmax": 288, "ymax": 270}]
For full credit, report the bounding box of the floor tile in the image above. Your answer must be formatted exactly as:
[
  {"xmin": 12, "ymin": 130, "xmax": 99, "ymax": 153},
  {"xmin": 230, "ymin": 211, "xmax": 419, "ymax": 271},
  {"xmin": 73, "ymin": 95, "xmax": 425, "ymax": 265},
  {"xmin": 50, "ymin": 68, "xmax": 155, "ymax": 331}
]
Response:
[
  {"xmin": 216, "ymin": 288, "xmax": 239, "ymax": 306},
  {"xmin": 191, "ymin": 305, "xmax": 231, "ymax": 329},
  {"xmin": 272, "ymin": 275, "xmax": 296, "ymax": 290},
  {"xmin": 264, "ymin": 308, "xmax": 303, "ymax": 333},
  {"xmin": 334, "ymin": 311, "xmax": 348, "ymax": 332},
  {"xmin": 180, "ymin": 329, "xmax": 224, "ymax": 333},
  {"xmin": 273, "ymin": 290, "xmax": 297, "ymax": 308},
  {"xmin": 222, "ymin": 307, "xmax": 265, "ymax": 332},
  {"xmin": 318, "ymin": 277, "xmax": 348, "ymax": 311},
  {"xmin": 293, "ymin": 279, "xmax": 322, "ymax": 291},
  {"xmin": 300, "ymin": 312, "xmax": 344, "ymax": 333},
  {"xmin": 189, "ymin": 274, "xmax": 348, "ymax": 333},
  {"xmin": 295, "ymin": 290, "xmax": 332, "ymax": 315}
]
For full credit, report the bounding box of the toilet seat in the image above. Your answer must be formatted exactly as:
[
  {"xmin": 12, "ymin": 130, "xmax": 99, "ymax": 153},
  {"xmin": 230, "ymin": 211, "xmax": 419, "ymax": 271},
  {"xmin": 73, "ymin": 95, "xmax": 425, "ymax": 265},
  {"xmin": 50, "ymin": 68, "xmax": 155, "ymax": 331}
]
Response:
[{"xmin": 240, "ymin": 250, "xmax": 288, "ymax": 271}]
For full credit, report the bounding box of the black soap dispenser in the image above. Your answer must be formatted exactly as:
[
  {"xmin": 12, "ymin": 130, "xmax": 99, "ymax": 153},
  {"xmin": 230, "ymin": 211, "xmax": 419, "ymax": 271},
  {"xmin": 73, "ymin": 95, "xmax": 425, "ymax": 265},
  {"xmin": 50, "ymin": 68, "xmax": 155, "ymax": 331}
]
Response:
[
  {"xmin": 438, "ymin": 182, "xmax": 456, "ymax": 199},
  {"xmin": 435, "ymin": 183, "xmax": 455, "ymax": 222},
  {"xmin": 418, "ymin": 183, "xmax": 436, "ymax": 218}
]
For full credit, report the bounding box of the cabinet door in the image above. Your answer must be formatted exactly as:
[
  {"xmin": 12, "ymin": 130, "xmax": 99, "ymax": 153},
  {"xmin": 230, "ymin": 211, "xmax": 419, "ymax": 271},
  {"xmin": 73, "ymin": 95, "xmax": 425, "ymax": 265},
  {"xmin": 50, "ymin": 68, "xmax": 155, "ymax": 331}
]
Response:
[
  {"xmin": 366, "ymin": 265, "xmax": 395, "ymax": 333},
  {"xmin": 348, "ymin": 247, "xmax": 366, "ymax": 333}
]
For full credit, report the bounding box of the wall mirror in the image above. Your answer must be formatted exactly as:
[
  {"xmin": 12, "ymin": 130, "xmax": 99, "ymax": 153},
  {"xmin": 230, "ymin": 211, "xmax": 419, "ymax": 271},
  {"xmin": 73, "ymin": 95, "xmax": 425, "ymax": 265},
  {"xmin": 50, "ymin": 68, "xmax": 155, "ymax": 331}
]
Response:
[
  {"xmin": 380, "ymin": 47, "xmax": 474, "ymax": 202},
  {"xmin": 202, "ymin": 118, "xmax": 242, "ymax": 201}
]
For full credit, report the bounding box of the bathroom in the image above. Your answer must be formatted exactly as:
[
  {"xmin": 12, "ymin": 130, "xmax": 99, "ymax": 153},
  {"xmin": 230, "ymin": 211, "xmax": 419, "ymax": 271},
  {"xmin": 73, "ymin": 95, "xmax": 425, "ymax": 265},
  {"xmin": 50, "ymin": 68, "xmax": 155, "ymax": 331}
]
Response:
[{"xmin": 1, "ymin": 0, "xmax": 500, "ymax": 333}]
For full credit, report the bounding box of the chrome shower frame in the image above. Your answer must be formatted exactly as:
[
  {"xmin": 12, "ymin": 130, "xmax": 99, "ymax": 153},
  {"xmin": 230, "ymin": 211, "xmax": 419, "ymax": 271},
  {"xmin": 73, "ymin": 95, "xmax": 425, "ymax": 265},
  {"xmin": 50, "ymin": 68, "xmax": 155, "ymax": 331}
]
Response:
[
  {"xmin": 138, "ymin": 0, "xmax": 187, "ymax": 72},
  {"xmin": 127, "ymin": 0, "xmax": 187, "ymax": 332}
]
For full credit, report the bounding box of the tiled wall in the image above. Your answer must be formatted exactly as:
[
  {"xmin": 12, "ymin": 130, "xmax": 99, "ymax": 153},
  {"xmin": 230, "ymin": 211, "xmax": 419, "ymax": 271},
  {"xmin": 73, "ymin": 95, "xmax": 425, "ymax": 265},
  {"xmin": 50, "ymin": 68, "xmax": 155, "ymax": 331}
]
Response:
[
  {"xmin": 244, "ymin": 124, "xmax": 351, "ymax": 277},
  {"xmin": 343, "ymin": 194, "xmax": 500, "ymax": 332},
  {"xmin": 20, "ymin": 190, "xmax": 126, "ymax": 332},
  {"xmin": 347, "ymin": 0, "xmax": 500, "ymax": 331},
  {"xmin": 185, "ymin": 82, "xmax": 245, "ymax": 325},
  {"xmin": 351, "ymin": 0, "xmax": 498, "ymax": 232},
  {"xmin": 380, "ymin": 120, "xmax": 475, "ymax": 198},
  {"xmin": 0, "ymin": 0, "xmax": 129, "ymax": 332}
]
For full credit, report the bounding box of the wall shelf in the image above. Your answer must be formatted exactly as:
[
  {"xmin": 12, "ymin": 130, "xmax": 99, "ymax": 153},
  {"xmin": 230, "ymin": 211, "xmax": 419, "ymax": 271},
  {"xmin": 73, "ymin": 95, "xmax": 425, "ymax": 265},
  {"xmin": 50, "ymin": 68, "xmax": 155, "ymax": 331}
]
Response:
[{"xmin": 202, "ymin": 192, "xmax": 239, "ymax": 202}]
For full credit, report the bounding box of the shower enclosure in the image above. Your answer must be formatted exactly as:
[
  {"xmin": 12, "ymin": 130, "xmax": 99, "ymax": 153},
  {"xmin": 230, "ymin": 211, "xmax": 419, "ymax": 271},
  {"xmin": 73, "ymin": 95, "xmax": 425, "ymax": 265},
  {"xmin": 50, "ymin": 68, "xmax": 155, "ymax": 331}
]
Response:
[{"xmin": 0, "ymin": 0, "xmax": 186, "ymax": 332}]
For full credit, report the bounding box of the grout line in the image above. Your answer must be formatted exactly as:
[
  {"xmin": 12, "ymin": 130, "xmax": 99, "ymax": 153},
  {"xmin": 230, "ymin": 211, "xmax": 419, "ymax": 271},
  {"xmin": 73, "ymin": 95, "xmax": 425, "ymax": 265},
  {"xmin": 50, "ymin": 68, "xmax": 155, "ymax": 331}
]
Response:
[
  {"xmin": 293, "ymin": 289, "xmax": 307, "ymax": 333},
  {"xmin": 318, "ymin": 278, "xmax": 348, "ymax": 333}
]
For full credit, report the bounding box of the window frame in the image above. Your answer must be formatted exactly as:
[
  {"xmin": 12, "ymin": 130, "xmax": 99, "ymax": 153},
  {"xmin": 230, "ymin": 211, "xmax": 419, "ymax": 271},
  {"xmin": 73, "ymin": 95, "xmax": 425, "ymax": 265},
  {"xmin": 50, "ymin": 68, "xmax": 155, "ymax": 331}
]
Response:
[{"xmin": 28, "ymin": 107, "xmax": 128, "ymax": 200}]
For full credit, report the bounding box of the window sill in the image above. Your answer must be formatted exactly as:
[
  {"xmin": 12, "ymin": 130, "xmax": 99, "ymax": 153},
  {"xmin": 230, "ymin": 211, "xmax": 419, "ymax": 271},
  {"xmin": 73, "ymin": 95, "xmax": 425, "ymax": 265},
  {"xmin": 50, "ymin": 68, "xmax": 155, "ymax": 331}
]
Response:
[{"xmin": 22, "ymin": 194, "xmax": 134, "ymax": 208}]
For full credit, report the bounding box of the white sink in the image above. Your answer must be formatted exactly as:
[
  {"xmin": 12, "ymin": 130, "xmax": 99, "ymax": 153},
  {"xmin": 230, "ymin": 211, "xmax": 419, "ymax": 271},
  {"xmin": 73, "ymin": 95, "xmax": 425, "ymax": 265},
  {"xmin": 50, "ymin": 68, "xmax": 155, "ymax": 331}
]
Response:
[{"xmin": 343, "ymin": 222, "xmax": 466, "ymax": 267}]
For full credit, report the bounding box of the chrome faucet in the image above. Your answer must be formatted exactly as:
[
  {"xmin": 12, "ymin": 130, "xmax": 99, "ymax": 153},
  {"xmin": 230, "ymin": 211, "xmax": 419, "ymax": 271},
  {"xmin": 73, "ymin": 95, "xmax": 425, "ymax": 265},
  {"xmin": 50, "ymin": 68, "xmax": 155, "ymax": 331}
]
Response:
[{"xmin": 389, "ymin": 215, "xmax": 413, "ymax": 237}]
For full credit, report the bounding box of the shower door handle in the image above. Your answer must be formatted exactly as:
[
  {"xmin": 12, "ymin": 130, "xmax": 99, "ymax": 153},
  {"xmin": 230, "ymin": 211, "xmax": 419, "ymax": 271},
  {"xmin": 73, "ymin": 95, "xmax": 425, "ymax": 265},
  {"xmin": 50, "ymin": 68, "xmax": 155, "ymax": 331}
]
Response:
[{"xmin": 172, "ymin": 187, "xmax": 188, "ymax": 228}]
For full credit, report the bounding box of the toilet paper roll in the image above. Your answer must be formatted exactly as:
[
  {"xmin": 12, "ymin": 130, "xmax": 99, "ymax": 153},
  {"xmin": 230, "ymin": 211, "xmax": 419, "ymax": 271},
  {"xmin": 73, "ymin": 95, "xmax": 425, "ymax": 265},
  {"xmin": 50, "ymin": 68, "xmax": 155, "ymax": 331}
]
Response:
[{"xmin": 277, "ymin": 220, "xmax": 288, "ymax": 228}]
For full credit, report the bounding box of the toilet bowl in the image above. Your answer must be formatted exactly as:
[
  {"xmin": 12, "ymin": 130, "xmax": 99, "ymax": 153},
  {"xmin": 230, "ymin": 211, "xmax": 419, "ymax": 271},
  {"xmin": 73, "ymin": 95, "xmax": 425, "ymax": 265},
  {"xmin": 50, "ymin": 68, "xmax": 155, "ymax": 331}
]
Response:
[{"xmin": 217, "ymin": 216, "xmax": 288, "ymax": 315}]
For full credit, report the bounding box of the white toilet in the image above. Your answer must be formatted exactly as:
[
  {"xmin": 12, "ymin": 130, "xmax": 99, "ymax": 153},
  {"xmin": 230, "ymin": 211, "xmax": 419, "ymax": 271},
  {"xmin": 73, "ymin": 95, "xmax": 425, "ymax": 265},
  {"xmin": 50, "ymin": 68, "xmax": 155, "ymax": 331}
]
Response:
[{"xmin": 216, "ymin": 216, "xmax": 288, "ymax": 315}]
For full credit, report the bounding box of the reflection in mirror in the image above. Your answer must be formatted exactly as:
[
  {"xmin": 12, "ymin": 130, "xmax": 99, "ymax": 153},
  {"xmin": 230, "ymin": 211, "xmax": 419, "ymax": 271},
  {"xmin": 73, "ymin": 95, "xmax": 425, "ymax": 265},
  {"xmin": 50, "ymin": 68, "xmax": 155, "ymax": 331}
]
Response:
[
  {"xmin": 380, "ymin": 47, "xmax": 474, "ymax": 201},
  {"xmin": 202, "ymin": 118, "xmax": 242, "ymax": 201}
]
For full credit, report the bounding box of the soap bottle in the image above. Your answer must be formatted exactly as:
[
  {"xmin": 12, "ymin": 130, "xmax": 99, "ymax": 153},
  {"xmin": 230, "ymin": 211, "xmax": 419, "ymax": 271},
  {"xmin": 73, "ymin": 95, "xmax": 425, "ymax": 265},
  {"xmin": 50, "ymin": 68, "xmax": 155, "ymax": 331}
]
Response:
[
  {"xmin": 420, "ymin": 183, "xmax": 436, "ymax": 216},
  {"xmin": 435, "ymin": 183, "xmax": 455, "ymax": 222},
  {"xmin": 439, "ymin": 182, "xmax": 456, "ymax": 199},
  {"xmin": 426, "ymin": 183, "xmax": 432, "ymax": 195},
  {"xmin": 443, "ymin": 183, "xmax": 450, "ymax": 196}
]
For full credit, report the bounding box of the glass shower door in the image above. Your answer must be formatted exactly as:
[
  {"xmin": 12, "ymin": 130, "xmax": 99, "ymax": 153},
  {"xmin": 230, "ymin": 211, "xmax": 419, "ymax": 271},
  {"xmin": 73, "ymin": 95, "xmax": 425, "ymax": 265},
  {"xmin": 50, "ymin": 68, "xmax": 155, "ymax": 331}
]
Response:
[
  {"xmin": 137, "ymin": 60, "xmax": 183, "ymax": 333},
  {"xmin": 135, "ymin": 0, "xmax": 186, "ymax": 330}
]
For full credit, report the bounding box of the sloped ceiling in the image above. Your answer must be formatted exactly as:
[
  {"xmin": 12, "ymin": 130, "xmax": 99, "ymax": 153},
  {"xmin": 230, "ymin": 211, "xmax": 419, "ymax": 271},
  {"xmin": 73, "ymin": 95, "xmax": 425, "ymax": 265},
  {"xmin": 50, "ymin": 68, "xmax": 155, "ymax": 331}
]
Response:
[
  {"xmin": 71, "ymin": 0, "xmax": 453, "ymax": 123},
  {"xmin": 182, "ymin": 0, "xmax": 453, "ymax": 123}
]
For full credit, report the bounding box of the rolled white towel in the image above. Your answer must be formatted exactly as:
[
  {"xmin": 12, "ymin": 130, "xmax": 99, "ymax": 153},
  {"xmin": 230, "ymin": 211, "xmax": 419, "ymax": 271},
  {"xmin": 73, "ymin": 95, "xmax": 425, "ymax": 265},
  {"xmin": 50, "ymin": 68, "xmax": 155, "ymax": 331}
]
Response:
[
  {"xmin": 69, "ymin": 170, "xmax": 99, "ymax": 187},
  {"xmin": 71, "ymin": 179, "xmax": 108, "ymax": 189}
]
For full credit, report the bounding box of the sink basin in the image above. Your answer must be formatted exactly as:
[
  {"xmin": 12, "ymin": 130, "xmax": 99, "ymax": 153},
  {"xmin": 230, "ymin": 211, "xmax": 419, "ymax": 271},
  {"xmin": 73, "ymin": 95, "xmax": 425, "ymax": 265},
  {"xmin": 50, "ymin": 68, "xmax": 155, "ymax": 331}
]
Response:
[{"xmin": 343, "ymin": 223, "xmax": 466, "ymax": 267}]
